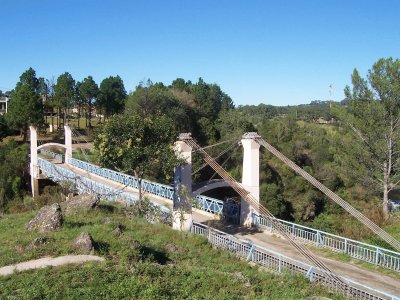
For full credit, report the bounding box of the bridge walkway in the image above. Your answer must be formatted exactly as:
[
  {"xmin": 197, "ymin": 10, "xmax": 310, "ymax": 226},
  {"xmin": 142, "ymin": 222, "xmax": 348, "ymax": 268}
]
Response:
[
  {"xmin": 42, "ymin": 159, "xmax": 399, "ymax": 297},
  {"xmin": 51, "ymin": 160, "xmax": 217, "ymax": 224},
  {"xmin": 209, "ymin": 222, "xmax": 400, "ymax": 296}
]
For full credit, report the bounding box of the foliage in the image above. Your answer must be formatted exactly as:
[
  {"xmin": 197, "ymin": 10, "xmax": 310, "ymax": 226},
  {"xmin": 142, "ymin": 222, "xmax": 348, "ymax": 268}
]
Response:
[
  {"xmin": 97, "ymin": 75, "xmax": 127, "ymax": 117},
  {"xmin": 54, "ymin": 72, "xmax": 75, "ymax": 114},
  {"xmin": 0, "ymin": 114, "xmax": 10, "ymax": 141},
  {"xmin": 0, "ymin": 203, "xmax": 343, "ymax": 299},
  {"xmin": 94, "ymin": 113, "xmax": 179, "ymax": 199},
  {"xmin": 0, "ymin": 140, "xmax": 29, "ymax": 212},
  {"xmin": 334, "ymin": 57, "xmax": 400, "ymax": 217},
  {"xmin": 79, "ymin": 76, "xmax": 99, "ymax": 127},
  {"xmin": 5, "ymin": 68, "xmax": 44, "ymax": 141}
]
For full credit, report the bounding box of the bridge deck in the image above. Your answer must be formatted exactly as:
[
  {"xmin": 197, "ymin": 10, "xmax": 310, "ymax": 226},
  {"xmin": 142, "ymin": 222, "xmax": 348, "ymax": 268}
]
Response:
[
  {"xmin": 56, "ymin": 161, "xmax": 217, "ymax": 224},
  {"xmin": 209, "ymin": 222, "xmax": 400, "ymax": 296},
  {"xmin": 45, "ymin": 160, "xmax": 399, "ymax": 297}
]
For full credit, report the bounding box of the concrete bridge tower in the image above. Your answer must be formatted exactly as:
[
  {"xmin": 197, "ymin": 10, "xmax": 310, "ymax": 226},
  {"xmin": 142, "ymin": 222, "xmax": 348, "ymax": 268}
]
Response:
[
  {"xmin": 30, "ymin": 126, "xmax": 39, "ymax": 198},
  {"xmin": 240, "ymin": 132, "xmax": 260, "ymax": 226},
  {"xmin": 29, "ymin": 125, "xmax": 73, "ymax": 198},
  {"xmin": 173, "ymin": 134, "xmax": 193, "ymax": 231}
]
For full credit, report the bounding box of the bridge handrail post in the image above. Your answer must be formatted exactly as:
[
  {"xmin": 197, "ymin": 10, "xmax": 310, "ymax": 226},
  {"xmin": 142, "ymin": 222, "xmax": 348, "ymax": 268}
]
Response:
[
  {"xmin": 246, "ymin": 244, "xmax": 255, "ymax": 261},
  {"xmin": 375, "ymin": 248, "xmax": 381, "ymax": 265},
  {"xmin": 306, "ymin": 266, "xmax": 314, "ymax": 282}
]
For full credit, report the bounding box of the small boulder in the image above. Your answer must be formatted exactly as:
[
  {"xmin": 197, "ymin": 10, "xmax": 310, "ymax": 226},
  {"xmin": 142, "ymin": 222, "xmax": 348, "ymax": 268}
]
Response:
[
  {"xmin": 165, "ymin": 243, "xmax": 179, "ymax": 253},
  {"xmin": 72, "ymin": 232, "xmax": 94, "ymax": 254},
  {"xmin": 103, "ymin": 217, "xmax": 112, "ymax": 225},
  {"xmin": 65, "ymin": 194, "xmax": 99, "ymax": 215},
  {"xmin": 233, "ymin": 271, "xmax": 251, "ymax": 287},
  {"xmin": 28, "ymin": 236, "xmax": 51, "ymax": 249},
  {"xmin": 113, "ymin": 225, "xmax": 123, "ymax": 236},
  {"xmin": 27, "ymin": 203, "xmax": 63, "ymax": 232},
  {"xmin": 130, "ymin": 240, "xmax": 142, "ymax": 251}
]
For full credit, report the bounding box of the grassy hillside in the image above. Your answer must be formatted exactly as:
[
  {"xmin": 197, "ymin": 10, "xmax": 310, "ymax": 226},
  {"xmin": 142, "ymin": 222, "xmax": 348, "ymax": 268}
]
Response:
[{"xmin": 0, "ymin": 202, "xmax": 343, "ymax": 299}]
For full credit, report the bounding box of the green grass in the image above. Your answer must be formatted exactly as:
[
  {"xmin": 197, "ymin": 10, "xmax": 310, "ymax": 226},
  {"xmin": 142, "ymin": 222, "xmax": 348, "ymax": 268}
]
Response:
[{"xmin": 0, "ymin": 203, "xmax": 344, "ymax": 299}]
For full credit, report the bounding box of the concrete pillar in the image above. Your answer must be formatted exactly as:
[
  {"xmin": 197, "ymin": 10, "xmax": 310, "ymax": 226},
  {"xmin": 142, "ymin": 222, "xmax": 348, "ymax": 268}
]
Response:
[
  {"xmin": 172, "ymin": 140, "xmax": 193, "ymax": 231},
  {"xmin": 64, "ymin": 125, "xmax": 72, "ymax": 164},
  {"xmin": 240, "ymin": 132, "xmax": 260, "ymax": 227},
  {"xmin": 29, "ymin": 126, "xmax": 39, "ymax": 198}
]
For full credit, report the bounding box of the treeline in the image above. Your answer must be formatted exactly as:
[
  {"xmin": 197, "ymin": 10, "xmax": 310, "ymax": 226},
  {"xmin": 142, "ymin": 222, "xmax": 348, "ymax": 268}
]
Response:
[{"xmin": 2, "ymin": 58, "xmax": 400, "ymax": 242}]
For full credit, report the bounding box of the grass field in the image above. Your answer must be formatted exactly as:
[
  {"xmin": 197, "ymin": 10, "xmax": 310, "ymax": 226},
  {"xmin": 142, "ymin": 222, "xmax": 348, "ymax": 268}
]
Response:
[{"xmin": 0, "ymin": 202, "xmax": 343, "ymax": 299}]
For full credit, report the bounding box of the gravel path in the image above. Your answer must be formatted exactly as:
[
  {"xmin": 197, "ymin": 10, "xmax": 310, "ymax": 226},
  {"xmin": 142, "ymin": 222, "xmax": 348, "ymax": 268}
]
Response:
[{"xmin": 0, "ymin": 255, "xmax": 104, "ymax": 276}]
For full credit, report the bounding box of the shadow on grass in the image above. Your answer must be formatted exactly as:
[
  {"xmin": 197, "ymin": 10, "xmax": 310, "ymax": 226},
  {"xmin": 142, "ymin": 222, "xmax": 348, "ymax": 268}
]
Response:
[
  {"xmin": 202, "ymin": 220, "xmax": 263, "ymax": 236},
  {"xmin": 97, "ymin": 204, "xmax": 116, "ymax": 213},
  {"xmin": 64, "ymin": 221, "xmax": 95, "ymax": 228},
  {"xmin": 141, "ymin": 246, "xmax": 170, "ymax": 265},
  {"xmin": 94, "ymin": 241, "xmax": 110, "ymax": 255}
]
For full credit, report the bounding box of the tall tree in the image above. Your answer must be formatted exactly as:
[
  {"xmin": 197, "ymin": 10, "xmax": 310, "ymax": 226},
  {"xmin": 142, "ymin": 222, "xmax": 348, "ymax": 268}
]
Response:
[
  {"xmin": 97, "ymin": 75, "xmax": 127, "ymax": 118},
  {"xmin": 94, "ymin": 113, "xmax": 178, "ymax": 201},
  {"xmin": 79, "ymin": 76, "xmax": 98, "ymax": 127},
  {"xmin": 6, "ymin": 68, "xmax": 43, "ymax": 141},
  {"xmin": 74, "ymin": 81, "xmax": 85, "ymax": 129},
  {"xmin": 54, "ymin": 72, "xmax": 75, "ymax": 127},
  {"xmin": 335, "ymin": 57, "xmax": 400, "ymax": 218}
]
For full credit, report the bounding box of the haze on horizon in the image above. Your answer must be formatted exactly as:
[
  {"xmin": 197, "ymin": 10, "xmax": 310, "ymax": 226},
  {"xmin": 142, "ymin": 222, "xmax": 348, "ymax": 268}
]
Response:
[{"xmin": 0, "ymin": 0, "xmax": 399, "ymax": 106}]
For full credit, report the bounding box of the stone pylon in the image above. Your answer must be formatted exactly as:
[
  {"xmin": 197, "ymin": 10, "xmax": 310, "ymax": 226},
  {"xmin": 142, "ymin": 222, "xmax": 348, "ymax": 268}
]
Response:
[
  {"xmin": 30, "ymin": 126, "xmax": 39, "ymax": 198},
  {"xmin": 240, "ymin": 132, "xmax": 260, "ymax": 226},
  {"xmin": 64, "ymin": 125, "xmax": 72, "ymax": 164},
  {"xmin": 173, "ymin": 135, "xmax": 193, "ymax": 231}
]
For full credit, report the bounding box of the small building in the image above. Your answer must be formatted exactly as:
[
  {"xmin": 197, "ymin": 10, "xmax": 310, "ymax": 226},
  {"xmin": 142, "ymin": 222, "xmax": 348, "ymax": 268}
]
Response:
[{"xmin": 0, "ymin": 95, "xmax": 9, "ymax": 114}]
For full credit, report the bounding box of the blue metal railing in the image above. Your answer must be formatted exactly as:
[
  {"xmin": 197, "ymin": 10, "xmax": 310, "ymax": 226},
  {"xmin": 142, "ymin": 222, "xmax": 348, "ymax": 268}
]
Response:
[
  {"xmin": 252, "ymin": 213, "xmax": 400, "ymax": 272},
  {"xmin": 38, "ymin": 153, "xmax": 399, "ymax": 273},
  {"xmin": 191, "ymin": 222, "xmax": 399, "ymax": 300},
  {"xmin": 68, "ymin": 157, "xmax": 238, "ymax": 217},
  {"xmin": 39, "ymin": 149, "xmax": 64, "ymax": 162}
]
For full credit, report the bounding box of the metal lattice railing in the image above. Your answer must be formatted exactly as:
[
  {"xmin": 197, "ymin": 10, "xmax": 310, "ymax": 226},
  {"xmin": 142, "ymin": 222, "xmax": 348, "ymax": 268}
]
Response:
[
  {"xmin": 39, "ymin": 151, "xmax": 398, "ymax": 272},
  {"xmin": 191, "ymin": 222, "xmax": 400, "ymax": 300},
  {"xmin": 68, "ymin": 157, "xmax": 239, "ymax": 217},
  {"xmin": 38, "ymin": 158, "xmax": 138, "ymax": 203},
  {"xmin": 252, "ymin": 214, "xmax": 400, "ymax": 273}
]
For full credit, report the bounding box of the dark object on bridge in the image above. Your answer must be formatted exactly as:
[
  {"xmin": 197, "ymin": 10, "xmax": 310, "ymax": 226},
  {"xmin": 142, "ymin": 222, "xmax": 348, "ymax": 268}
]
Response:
[
  {"xmin": 27, "ymin": 203, "xmax": 63, "ymax": 232},
  {"xmin": 165, "ymin": 243, "xmax": 180, "ymax": 253},
  {"xmin": 72, "ymin": 232, "xmax": 94, "ymax": 254},
  {"xmin": 65, "ymin": 193, "xmax": 99, "ymax": 215}
]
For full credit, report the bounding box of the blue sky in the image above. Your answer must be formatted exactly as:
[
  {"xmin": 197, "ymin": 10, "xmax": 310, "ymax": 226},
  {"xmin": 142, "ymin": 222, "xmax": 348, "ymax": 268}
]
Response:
[{"xmin": 1, "ymin": 0, "xmax": 399, "ymax": 106}]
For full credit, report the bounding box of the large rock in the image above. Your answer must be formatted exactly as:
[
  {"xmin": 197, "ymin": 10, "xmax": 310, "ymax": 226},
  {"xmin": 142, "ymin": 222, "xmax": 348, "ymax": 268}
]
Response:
[
  {"xmin": 27, "ymin": 203, "xmax": 63, "ymax": 232},
  {"xmin": 72, "ymin": 232, "xmax": 94, "ymax": 254},
  {"xmin": 65, "ymin": 193, "xmax": 99, "ymax": 214}
]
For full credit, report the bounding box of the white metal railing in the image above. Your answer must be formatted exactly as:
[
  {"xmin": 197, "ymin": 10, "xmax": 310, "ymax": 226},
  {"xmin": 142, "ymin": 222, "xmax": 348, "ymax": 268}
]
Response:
[
  {"xmin": 252, "ymin": 213, "xmax": 400, "ymax": 272},
  {"xmin": 68, "ymin": 157, "xmax": 239, "ymax": 217},
  {"xmin": 192, "ymin": 222, "xmax": 399, "ymax": 300}
]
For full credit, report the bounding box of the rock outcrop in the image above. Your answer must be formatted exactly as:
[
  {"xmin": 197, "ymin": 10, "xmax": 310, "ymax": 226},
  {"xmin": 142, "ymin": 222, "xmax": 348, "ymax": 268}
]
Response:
[
  {"xmin": 72, "ymin": 232, "xmax": 94, "ymax": 254},
  {"xmin": 65, "ymin": 194, "xmax": 99, "ymax": 215},
  {"xmin": 27, "ymin": 203, "xmax": 63, "ymax": 232}
]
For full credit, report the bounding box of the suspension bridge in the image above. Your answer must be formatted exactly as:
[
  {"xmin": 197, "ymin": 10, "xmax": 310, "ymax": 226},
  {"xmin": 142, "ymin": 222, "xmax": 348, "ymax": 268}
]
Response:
[{"xmin": 29, "ymin": 126, "xmax": 400, "ymax": 299}]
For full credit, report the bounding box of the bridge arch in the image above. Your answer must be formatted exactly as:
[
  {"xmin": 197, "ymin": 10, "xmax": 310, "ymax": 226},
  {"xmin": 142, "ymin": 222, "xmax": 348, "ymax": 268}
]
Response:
[
  {"xmin": 37, "ymin": 143, "xmax": 67, "ymax": 151},
  {"xmin": 192, "ymin": 179, "xmax": 231, "ymax": 197}
]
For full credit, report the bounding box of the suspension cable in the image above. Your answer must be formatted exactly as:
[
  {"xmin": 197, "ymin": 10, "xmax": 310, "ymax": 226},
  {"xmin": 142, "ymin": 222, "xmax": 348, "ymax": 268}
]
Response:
[
  {"xmin": 255, "ymin": 136, "xmax": 400, "ymax": 251},
  {"xmin": 192, "ymin": 138, "xmax": 237, "ymax": 152},
  {"xmin": 192, "ymin": 141, "xmax": 240, "ymax": 175},
  {"xmin": 180, "ymin": 135, "xmax": 347, "ymax": 289}
]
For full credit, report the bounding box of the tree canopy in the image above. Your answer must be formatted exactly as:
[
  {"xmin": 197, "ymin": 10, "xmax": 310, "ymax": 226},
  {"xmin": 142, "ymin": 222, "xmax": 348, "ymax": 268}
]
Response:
[
  {"xmin": 94, "ymin": 113, "xmax": 179, "ymax": 199},
  {"xmin": 335, "ymin": 57, "xmax": 400, "ymax": 217},
  {"xmin": 6, "ymin": 68, "xmax": 44, "ymax": 141},
  {"xmin": 97, "ymin": 76, "xmax": 127, "ymax": 118}
]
